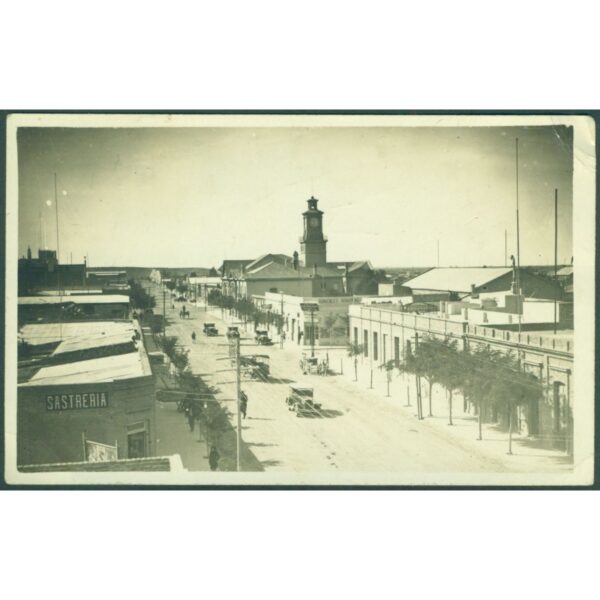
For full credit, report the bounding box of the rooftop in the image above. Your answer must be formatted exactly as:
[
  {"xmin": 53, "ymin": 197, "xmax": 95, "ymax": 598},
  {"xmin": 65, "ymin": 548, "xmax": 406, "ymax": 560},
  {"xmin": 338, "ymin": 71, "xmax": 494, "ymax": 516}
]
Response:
[
  {"xmin": 19, "ymin": 321, "xmax": 136, "ymax": 347},
  {"xmin": 403, "ymin": 267, "xmax": 512, "ymax": 293},
  {"xmin": 52, "ymin": 330, "xmax": 136, "ymax": 355},
  {"xmin": 20, "ymin": 347, "xmax": 151, "ymax": 386},
  {"xmin": 19, "ymin": 294, "xmax": 130, "ymax": 305}
]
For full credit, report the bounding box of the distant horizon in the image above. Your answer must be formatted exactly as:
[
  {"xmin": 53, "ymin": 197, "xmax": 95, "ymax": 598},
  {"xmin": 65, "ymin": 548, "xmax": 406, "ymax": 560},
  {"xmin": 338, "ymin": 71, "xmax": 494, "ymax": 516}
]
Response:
[{"xmin": 18, "ymin": 125, "xmax": 574, "ymax": 268}]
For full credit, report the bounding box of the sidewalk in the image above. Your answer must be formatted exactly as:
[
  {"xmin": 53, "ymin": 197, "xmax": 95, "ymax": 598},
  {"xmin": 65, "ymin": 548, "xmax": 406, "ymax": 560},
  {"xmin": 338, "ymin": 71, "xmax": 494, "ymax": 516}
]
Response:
[{"xmin": 336, "ymin": 355, "xmax": 571, "ymax": 473}]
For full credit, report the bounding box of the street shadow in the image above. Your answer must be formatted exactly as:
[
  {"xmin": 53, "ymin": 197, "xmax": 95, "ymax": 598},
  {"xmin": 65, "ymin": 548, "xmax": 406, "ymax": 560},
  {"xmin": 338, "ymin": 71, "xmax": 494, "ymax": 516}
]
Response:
[
  {"xmin": 259, "ymin": 459, "xmax": 282, "ymax": 468},
  {"xmin": 265, "ymin": 376, "xmax": 295, "ymax": 384},
  {"xmin": 295, "ymin": 408, "xmax": 344, "ymax": 419},
  {"xmin": 247, "ymin": 442, "xmax": 278, "ymax": 448}
]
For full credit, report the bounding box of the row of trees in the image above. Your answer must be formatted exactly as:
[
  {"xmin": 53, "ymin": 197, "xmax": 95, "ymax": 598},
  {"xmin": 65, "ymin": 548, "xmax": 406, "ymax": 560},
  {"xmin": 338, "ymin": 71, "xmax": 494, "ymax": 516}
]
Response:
[
  {"xmin": 128, "ymin": 279, "xmax": 156, "ymax": 310},
  {"xmin": 349, "ymin": 335, "xmax": 544, "ymax": 453},
  {"xmin": 154, "ymin": 333, "xmax": 225, "ymax": 440},
  {"xmin": 207, "ymin": 289, "xmax": 284, "ymax": 331}
]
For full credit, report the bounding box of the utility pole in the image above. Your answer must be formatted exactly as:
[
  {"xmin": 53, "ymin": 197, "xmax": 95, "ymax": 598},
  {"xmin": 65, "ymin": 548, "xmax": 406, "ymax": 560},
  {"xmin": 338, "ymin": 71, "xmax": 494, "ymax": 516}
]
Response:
[
  {"xmin": 504, "ymin": 229, "xmax": 507, "ymax": 267},
  {"xmin": 437, "ymin": 240, "xmax": 440, "ymax": 268},
  {"xmin": 554, "ymin": 188, "xmax": 558, "ymax": 335},
  {"xmin": 54, "ymin": 173, "xmax": 63, "ymax": 341},
  {"xmin": 162, "ymin": 288, "xmax": 166, "ymax": 334},
  {"xmin": 233, "ymin": 332, "xmax": 242, "ymax": 472},
  {"xmin": 515, "ymin": 138, "xmax": 523, "ymax": 363}
]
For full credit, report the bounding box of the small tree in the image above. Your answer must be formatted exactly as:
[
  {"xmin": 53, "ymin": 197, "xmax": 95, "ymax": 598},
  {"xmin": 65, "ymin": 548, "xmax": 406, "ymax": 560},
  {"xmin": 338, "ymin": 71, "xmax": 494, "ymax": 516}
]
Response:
[
  {"xmin": 434, "ymin": 337, "xmax": 463, "ymax": 426},
  {"xmin": 487, "ymin": 352, "xmax": 544, "ymax": 454},
  {"xmin": 460, "ymin": 345, "xmax": 498, "ymax": 441},
  {"xmin": 347, "ymin": 342, "xmax": 364, "ymax": 382},
  {"xmin": 381, "ymin": 359, "xmax": 395, "ymax": 397}
]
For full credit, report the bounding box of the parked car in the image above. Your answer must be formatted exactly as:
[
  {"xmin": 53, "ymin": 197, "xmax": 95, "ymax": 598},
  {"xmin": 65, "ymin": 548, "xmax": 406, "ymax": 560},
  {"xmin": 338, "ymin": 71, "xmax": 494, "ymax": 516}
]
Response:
[
  {"xmin": 203, "ymin": 323, "xmax": 219, "ymax": 336},
  {"xmin": 255, "ymin": 329, "xmax": 272, "ymax": 345},
  {"xmin": 285, "ymin": 385, "xmax": 321, "ymax": 417},
  {"xmin": 226, "ymin": 326, "xmax": 240, "ymax": 338}
]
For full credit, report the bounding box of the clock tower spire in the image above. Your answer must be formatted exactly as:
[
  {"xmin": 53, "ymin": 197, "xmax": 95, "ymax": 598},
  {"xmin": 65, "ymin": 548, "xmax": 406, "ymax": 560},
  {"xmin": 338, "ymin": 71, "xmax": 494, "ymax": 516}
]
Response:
[{"xmin": 300, "ymin": 196, "xmax": 327, "ymax": 267}]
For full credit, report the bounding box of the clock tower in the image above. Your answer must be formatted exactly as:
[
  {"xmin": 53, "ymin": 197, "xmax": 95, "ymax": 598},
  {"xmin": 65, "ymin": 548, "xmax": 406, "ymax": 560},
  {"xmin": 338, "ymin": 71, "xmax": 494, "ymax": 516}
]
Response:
[{"xmin": 300, "ymin": 196, "xmax": 327, "ymax": 267}]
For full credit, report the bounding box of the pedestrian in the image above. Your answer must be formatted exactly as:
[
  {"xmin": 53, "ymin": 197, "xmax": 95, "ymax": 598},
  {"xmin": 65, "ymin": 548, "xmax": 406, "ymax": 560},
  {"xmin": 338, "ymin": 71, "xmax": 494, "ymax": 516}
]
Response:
[
  {"xmin": 191, "ymin": 331, "xmax": 196, "ymax": 344},
  {"xmin": 240, "ymin": 391, "xmax": 248, "ymax": 419},
  {"xmin": 209, "ymin": 445, "xmax": 220, "ymax": 471},
  {"xmin": 187, "ymin": 410, "xmax": 195, "ymax": 432}
]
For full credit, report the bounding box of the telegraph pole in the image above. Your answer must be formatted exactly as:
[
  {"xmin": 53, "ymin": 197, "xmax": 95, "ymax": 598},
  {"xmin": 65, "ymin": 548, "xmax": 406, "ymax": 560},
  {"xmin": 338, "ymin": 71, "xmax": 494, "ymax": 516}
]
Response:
[
  {"xmin": 162, "ymin": 288, "xmax": 166, "ymax": 334},
  {"xmin": 54, "ymin": 173, "xmax": 63, "ymax": 341},
  {"xmin": 554, "ymin": 188, "xmax": 558, "ymax": 335},
  {"xmin": 233, "ymin": 332, "xmax": 242, "ymax": 471}
]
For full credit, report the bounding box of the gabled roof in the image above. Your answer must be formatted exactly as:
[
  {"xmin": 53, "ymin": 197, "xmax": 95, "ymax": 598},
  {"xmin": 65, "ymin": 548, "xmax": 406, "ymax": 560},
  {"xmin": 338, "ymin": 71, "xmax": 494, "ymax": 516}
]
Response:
[
  {"xmin": 245, "ymin": 253, "xmax": 294, "ymax": 272},
  {"xmin": 220, "ymin": 259, "xmax": 254, "ymax": 276},
  {"xmin": 403, "ymin": 267, "xmax": 513, "ymax": 293},
  {"xmin": 243, "ymin": 261, "xmax": 343, "ymax": 280}
]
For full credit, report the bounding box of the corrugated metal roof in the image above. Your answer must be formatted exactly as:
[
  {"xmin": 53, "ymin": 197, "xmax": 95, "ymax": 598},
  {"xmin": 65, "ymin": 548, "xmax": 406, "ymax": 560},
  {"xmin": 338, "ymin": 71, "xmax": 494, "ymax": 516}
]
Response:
[
  {"xmin": 52, "ymin": 331, "xmax": 136, "ymax": 355},
  {"xmin": 19, "ymin": 294, "xmax": 130, "ymax": 305},
  {"xmin": 20, "ymin": 321, "xmax": 135, "ymax": 347},
  {"xmin": 403, "ymin": 267, "xmax": 512, "ymax": 293},
  {"xmin": 20, "ymin": 349, "xmax": 149, "ymax": 386}
]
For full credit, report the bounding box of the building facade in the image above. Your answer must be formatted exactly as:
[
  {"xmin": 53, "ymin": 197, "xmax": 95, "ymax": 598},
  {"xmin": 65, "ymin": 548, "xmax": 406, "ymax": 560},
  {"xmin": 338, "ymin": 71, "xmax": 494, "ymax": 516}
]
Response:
[{"xmin": 348, "ymin": 303, "xmax": 573, "ymax": 446}]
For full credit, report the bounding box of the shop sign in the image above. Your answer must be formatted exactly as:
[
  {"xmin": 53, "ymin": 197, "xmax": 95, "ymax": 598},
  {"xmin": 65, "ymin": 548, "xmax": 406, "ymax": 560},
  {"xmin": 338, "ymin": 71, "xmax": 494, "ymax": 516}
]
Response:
[{"xmin": 46, "ymin": 392, "xmax": 109, "ymax": 411}]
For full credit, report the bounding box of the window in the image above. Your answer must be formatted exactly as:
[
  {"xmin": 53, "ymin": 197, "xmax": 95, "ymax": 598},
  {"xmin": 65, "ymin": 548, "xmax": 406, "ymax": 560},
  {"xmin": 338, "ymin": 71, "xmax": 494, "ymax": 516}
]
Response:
[
  {"xmin": 363, "ymin": 329, "xmax": 369, "ymax": 357},
  {"xmin": 383, "ymin": 334, "xmax": 387, "ymax": 363},
  {"xmin": 353, "ymin": 327, "xmax": 358, "ymax": 346},
  {"xmin": 394, "ymin": 336, "xmax": 400, "ymax": 367},
  {"xmin": 373, "ymin": 332, "xmax": 379, "ymax": 361}
]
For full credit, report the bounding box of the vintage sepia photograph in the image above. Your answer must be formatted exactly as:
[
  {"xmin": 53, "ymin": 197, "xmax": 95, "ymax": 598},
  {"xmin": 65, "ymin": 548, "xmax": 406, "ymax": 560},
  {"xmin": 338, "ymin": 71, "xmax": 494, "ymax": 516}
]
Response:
[{"xmin": 3, "ymin": 113, "xmax": 596, "ymax": 486}]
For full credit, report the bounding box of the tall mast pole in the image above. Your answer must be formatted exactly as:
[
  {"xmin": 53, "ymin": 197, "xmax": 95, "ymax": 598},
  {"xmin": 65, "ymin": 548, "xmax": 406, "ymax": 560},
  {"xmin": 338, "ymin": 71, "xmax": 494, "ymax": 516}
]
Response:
[
  {"xmin": 515, "ymin": 139, "xmax": 521, "ymax": 293},
  {"xmin": 54, "ymin": 173, "xmax": 63, "ymax": 340},
  {"xmin": 554, "ymin": 188, "xmax": 558, "ymax": 334},
  {"xmin": 515, "ymin": 139, "xmax": 522, "ymax": 360}
]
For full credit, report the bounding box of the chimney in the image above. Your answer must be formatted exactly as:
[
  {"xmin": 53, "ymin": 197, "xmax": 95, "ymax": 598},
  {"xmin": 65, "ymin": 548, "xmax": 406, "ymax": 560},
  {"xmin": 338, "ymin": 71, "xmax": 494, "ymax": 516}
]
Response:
[{"xmin": 293, "ymin": 251, "xmax": 299, "ymax": 270}]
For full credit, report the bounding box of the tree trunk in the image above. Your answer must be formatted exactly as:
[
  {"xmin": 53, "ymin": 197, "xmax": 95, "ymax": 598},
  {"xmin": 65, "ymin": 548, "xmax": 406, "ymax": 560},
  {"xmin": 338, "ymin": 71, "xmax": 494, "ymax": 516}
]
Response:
[
  {"xmin": 354, "ymin": 358, "xmax": 358, "ymax": 382},
  {"xmin": 448, "ymin": 389, "xmax": 453, "ymax": 425},
  {"xmin": 478, "ymin": 402, "xmax": 483, "ymax": 440},
  {"xmin": 507, "ymin": 404, "xmax": 513, "ymax": 454},
  {"xmin": 428, "ymin": 381, "xmax": 433, "ymax": 416}
]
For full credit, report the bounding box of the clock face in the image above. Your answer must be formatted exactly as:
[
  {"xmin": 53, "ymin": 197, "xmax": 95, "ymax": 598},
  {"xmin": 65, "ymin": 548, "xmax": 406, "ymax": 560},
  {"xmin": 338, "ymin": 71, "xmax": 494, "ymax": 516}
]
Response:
[{"xmin": 309, "ymin": 217, "xmax": 320, "ymax": 227}]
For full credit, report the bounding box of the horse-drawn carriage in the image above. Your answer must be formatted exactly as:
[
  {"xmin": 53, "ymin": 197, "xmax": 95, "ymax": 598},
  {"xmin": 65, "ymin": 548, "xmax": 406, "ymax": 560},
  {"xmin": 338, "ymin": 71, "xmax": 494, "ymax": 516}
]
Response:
[
  {"xmin": 299, "ymin": 353, "xmax": 319, "ymax": 375},
  {"xmin": 240, "ymin": 354, "xmax": 270, "ymax": 380},
  {"xmin": 285, "ymin": 385, "xmax": 321, "ymax": 417}
]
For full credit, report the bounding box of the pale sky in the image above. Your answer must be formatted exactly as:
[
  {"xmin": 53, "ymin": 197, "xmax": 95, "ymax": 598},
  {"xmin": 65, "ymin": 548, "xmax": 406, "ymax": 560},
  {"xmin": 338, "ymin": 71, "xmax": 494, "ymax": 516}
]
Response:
[{"xmin": 18, "ymin": 125, "xmax": 573, "ymax": 268}]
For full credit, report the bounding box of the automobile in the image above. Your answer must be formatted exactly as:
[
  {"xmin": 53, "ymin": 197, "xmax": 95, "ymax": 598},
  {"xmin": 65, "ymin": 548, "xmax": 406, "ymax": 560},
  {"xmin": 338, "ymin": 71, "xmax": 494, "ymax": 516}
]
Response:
[
  {"xmin": 203, "ymin": 323, "xmax": 219, "ymax": 336},
  {"xmin": 175, "ymin": 296, "xmax": 186, "ymax": 302},
  {"xmin": 240, "ymin": 354, "xmax": 270, "ymax": 380},
  {"xmin": 285, "ymin": 385, "xmax": 321, "ymax": 417},
  {"xmin": 299, "ymin": 353, "xmax": 319, "ymax": 375},
  {"xmin": 226, "ymin": 326, "xmax": 240, "ymax": 338},
  {"xmin": 254, "ymin": 329, "xmax": 273, "ymax": 345}
]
